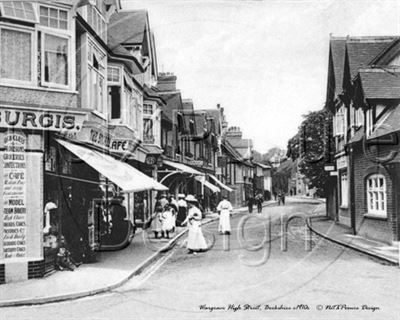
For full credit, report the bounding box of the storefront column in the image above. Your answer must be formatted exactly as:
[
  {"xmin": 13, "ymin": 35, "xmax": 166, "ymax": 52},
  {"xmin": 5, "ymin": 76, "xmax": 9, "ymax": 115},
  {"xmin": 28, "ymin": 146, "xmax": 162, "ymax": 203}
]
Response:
[{"xmin": 0, "ymin": 131, "xmax": 43, "ymax": 282}]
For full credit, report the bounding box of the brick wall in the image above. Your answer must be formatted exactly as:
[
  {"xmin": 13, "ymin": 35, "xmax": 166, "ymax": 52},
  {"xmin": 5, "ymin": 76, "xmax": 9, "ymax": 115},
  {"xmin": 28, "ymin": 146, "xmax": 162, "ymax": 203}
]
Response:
[
  {"xmin": 0, "ymin": 87, "xmax": 77, "ymax": 109},
  {"xmin": 28, "ymin": 260, "xmax": 45, "ymax": 279},
  {"xmin": 352, "ymin": 141, "xmax": 399, "ymax": 244},
  {"xmin": 0, "ymin": 264, "xmax": 4, "ymax": 284}
]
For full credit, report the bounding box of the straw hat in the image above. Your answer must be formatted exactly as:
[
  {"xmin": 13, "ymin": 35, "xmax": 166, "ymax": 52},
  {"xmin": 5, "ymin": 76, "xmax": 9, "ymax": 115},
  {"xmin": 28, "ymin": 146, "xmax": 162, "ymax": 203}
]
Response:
[
  {"xmin": 178, "ymin": 193, "xmax": 186, "ymax": 198},
  {"xmin": 185, "ymin": 194, "xmax": 198, "ymax": 203}
]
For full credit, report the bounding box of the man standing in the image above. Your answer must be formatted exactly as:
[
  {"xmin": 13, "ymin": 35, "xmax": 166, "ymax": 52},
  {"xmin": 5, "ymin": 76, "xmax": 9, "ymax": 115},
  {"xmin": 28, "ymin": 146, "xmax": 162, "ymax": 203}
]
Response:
[
  {"xmin": 247, "ymin": 196, "xmax": 254, "ymax": 213},
  {"xmin": 256, "ymin": 192, "xmax": 264, "ymax": 213},
  {"xmin": 217, "ymin": 196, "xmax": 233, "ymax": 235}
]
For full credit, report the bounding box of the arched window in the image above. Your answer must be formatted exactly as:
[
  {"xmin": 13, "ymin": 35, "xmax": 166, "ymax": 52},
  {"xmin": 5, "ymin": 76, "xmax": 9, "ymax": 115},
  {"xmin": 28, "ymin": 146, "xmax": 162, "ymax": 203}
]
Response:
[{"xmin": 366, "ymin": 174, "xmax": 386, "ymax": 216}]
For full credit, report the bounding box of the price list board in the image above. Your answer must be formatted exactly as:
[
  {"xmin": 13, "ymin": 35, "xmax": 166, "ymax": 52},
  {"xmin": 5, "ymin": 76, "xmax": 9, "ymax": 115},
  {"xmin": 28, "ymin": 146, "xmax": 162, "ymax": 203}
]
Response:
[{"xmin": 2, "ymin": 132, "xmax": 27, "ymax": 259}]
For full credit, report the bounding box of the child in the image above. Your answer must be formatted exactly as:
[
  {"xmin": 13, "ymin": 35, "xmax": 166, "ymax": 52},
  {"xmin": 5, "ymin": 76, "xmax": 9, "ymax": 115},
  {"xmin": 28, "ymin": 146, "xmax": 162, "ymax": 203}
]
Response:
[{"xmin": 56, "ymin": 246, "xmax": 76, "ymax": 271}]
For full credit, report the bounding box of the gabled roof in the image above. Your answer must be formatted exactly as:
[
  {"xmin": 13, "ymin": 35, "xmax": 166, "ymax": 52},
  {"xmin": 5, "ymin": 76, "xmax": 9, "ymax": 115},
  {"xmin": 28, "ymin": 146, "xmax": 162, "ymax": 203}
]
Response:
[
  {"xmin": 358, "ymin": 69, "xmax": 400, "ymax": 99},
  {"xmin": 330, "ymin": 37, "xmax": 347, "ymax": 96},
  {"xmin": 346, "ymin": 37, "xmax": 397, "ymax": 80},
  {"xmin": 222, "ymin": 140, "xmax": 244, "ymax": 163},
  {"xmin": 369, "ymin": 105, "xmax": 400, "ymax": 139},
  {"xmin": 159, "ymin": 92, "xmax": 183, "ymax": 123},
  {"xmin": 198, "ymin": 109, "xmax": 221, "ymax": 135},
  {"xmin": 108, "ymin": 10, "xmax": 148, "ymax": 45},
  {"xmin": 107, "ymin": 34, "xmax": 143, "ymax": 74}
]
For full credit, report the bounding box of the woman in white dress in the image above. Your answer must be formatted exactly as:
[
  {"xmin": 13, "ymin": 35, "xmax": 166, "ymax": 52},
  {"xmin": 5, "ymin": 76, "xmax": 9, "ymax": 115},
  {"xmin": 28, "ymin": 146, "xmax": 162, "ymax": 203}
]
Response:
[
  {"xmin": 160, "ymin": 203, "xmax": 175, "ymax": 239},
  {"xmin": 182, "ymin": 195, "xmax": 207, "ymax": 254}
]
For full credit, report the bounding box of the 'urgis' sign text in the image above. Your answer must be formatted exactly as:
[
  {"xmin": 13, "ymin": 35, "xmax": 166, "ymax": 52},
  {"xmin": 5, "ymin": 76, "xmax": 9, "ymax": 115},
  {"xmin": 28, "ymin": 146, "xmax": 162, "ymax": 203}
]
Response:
[{"xmin": 0, "ymin": 109, "xmax": 82, "ymax": 132}]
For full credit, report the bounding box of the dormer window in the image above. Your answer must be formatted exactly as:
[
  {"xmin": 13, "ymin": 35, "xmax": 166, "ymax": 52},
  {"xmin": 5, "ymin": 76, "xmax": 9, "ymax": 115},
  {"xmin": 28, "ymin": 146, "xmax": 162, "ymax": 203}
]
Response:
[{"xmin": 0, "ymin": 1, "xmax": 38, "ymax": 23}]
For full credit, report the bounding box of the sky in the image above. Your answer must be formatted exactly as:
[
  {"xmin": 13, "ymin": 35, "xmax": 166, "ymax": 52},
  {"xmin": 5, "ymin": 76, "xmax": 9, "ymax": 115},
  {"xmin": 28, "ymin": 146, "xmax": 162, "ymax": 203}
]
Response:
[{"xmin": 122, "ymin": 0, "xmax": 400, "ymax": 153}]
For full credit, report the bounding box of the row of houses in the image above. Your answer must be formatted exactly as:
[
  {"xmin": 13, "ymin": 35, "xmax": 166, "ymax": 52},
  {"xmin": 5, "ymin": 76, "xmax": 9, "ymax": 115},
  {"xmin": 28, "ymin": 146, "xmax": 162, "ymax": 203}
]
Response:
[
  {"xmin": 0, "ymin": 1, "xmax": 271, "ymax": 283},
  {"xmin": 325, "ymin": 35, "xmax": 400, "ymax": 245}
]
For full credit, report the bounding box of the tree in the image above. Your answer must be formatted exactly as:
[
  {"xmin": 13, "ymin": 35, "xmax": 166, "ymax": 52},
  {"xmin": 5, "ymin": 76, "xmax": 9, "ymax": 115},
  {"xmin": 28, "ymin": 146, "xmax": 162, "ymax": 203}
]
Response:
[{"xmin": 297, "ymin": 109, "xmax": 333, "ymax": 197}]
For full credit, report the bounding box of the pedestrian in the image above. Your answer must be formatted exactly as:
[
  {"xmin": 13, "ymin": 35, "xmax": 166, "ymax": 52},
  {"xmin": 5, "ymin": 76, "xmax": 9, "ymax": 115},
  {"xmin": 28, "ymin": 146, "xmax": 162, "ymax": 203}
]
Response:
[
  {"xmin": 281, "ymin": 192, "xmax": 286, "ymax": 205},
  {"xmin": 169, "ymin": 195, "xmax": 178, "ymax": 232},
  {"xmin": 151, "ymin": 200, "xmax": 163, "ymax": 239},
  {"xmin": 217, "ymin": 195, "xmax": 233, "ymax": 235},
  {"xmin": 159, "ymin": 193, "xmax": 169, "ymax": 208},
  {"xmin": 247, "ymin": 196, "xmax": 254, "ymax": 213},
  {"xmin": 182, "ymin": 195, "xmax": 208, "ymax": 254},
  {"xmin": 160, "ymin": 203, "xmax": 174, "ymax": 239},
  {"xmin": 277, "ymin": 192, "xmax": 282, "ymax": 206},
  {"xmin": 176, "ymin": 194, "xmax": 188, "ymax": 227},
  {"xmin": 256, "ymin": 193, "xmax": 264, "ymax": 213}
]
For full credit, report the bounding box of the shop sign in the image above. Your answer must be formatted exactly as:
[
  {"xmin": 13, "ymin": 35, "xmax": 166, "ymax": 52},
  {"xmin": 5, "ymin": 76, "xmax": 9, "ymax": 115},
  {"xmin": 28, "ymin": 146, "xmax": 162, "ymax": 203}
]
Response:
[
  {"xmin": 0, "ymin": 107, "xmax": 86, "ymax": 132},
  {"xmin": 75, "ymin": 126, "xmax": 113, "ymax": 150},
  {"xmin": 110, "ymin": 139, "xmax": 138, "ymax": 154},
  {"xmin": 188, "ymin": 160, "xmax": 204, "ymax": 167},
  {"xmin": 336, "ymin": 157, "xmax": 348, "ymax": 170},
  {"xmin": 2, "ymin": 132, "xmax": 27, "ymax": 259}
]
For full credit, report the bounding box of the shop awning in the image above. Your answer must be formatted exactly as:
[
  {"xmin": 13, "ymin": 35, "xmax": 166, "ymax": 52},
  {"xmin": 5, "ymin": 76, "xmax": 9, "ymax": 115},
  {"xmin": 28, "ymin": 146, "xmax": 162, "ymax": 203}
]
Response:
[
  {"xmin": 195, "ymin": 176, "xmax": 221, "ymax": 193},
  {"xmin": 56, "ymin": 139, "xmax": 168, "ymax": 192},
  {"xmin": 209, "ymin": 174, "xmax": 233, "ymax": 192},
  {"xmin": 163, "ymin": 159, "xmax": 204, "ymax": 175}
]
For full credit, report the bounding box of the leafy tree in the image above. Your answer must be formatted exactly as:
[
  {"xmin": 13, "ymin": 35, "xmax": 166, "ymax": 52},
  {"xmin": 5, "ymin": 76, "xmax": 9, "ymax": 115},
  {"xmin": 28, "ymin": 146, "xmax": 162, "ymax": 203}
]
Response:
[{"xmin": 297, "ymin": 109, "xmax": 333, "ymax": 197}]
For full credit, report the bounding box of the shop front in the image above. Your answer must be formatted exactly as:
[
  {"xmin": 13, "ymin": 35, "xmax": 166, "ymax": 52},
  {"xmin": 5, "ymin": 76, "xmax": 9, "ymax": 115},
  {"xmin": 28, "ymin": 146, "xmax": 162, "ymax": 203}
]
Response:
[{"xmin": 0, "ymin": 105, "xmax": 87, "ymax": 283}]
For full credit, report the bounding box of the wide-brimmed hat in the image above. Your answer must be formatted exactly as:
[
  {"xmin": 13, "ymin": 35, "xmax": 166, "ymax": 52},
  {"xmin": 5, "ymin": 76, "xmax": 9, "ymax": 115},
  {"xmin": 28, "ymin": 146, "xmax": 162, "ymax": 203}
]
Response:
[
  {"xmin": 178, "ymin": 193, "xmax": 186, "ymax": 198},
  {"xmin": 185, "ymin": 194, "xmax": 198, "ymax": 203}
]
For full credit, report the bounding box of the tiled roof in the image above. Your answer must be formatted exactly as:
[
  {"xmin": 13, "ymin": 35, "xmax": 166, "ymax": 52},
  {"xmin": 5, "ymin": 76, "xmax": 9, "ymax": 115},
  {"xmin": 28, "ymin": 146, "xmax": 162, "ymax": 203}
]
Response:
[
  {"xmin": 198, "ymin": 109, "xmax": 221, "ymax": 134},
  {"xmin": 359, "ymin": 69, "xmax": 400, "ymax": 99},
  {"xmin": 144, "ymin": 86, "xmax": 166, "ymax": 104},
  {"xmin": 108, "ymin": 10, "xmax": 148, "ymax": 45},
  {"xmin": 346, "ymin": 37, "xmax": 397, "ymax": 79},
  {"xmin": 159, "ymin": 92, "xmax": 182, "ymax": 123},
  {"xmin": 330, "ymin": 38, "xmax": 346, "ymax": 96},
  {"xmin": 369, "ymin": 106, "xmax": 400, "ymax": 139}
]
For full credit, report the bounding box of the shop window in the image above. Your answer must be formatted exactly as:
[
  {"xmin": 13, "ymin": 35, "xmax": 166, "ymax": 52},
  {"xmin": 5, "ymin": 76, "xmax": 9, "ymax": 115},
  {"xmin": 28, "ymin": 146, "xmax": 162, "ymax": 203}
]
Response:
[
  {"xmin": 0, "ymin": 1, "xmax": 37, "ymax": 23},
  {"xmin": 45, "ymin": 146, "xmax": 57, "ymax": 172},
  {"xmin": 366, "ymin": 174, "xmax": 386, "ymax": 216},
  {"xmin": 0, "ymin": 28, "xmax": 33, "ymax": 83},
  {"xmin": 42, "ymin": 33, "xmax": 68, "ymax": 86},
  {"xmin": 39, "ymin": 6, "xmax": 68, "ymax": 30},
  {"xmin": 340, "ymin": 172, "xmax": 348, "ymax": 208}
]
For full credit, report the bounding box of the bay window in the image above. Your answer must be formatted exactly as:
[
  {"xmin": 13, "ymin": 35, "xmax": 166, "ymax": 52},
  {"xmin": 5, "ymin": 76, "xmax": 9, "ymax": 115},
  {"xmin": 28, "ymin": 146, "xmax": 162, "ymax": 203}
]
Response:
[
  {"xmin": 143, "ymin": 104, "xmax": 154, "ymax": 143},
  {"xmin": 88, "ymin": 41, "xmax": 106, "ymax": 113},
  {"xmin": 366, "ymin": 174, "xmax": 386, "ymax": 217},
  {"xmin": 0, "ymin": 3, "xmax": 73, "ymax": 89}
]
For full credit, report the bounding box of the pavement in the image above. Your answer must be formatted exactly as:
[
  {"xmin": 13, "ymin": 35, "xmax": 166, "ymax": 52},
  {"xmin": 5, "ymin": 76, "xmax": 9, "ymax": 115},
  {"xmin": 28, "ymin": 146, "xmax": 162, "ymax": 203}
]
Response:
[
  {"xmin": 0, "ymin": 200, "xmax": 275, "ymax": 308},
  {"xmin": 307, "ymin": 215, "xmax": 399, "ymax": 266}
]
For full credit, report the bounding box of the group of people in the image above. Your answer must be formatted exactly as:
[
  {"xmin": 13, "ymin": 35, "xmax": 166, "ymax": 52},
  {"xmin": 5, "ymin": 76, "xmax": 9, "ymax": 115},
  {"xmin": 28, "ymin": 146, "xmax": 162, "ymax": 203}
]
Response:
[
  {"xmin": 151, "ymin": 193, "xmax": 234, "ymax": 254},
  {"xmin": 247, "ymin": 192, "xmax": 264, "ymax": 213},
  {"xmin": 273, "ymin": 191, "xmax": 286, "ymax": 206}
]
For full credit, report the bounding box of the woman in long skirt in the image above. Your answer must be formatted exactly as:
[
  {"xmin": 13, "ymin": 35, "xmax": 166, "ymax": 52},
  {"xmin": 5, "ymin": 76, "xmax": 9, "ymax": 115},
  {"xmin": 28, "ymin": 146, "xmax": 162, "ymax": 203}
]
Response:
[
  {"xmin": 182, "ymin": 195, "xmax": 207, "ymax": 254},
  {"xmin": 151, "ymin": 200, "xmax": 163, "ymax": 239}
]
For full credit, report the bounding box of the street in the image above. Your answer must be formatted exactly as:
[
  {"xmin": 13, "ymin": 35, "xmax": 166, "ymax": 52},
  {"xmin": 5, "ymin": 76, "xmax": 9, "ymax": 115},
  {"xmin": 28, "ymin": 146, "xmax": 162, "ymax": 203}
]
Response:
[{"xmin": 3, "ymin": 199, "xmax": 400, "ymax": 320}]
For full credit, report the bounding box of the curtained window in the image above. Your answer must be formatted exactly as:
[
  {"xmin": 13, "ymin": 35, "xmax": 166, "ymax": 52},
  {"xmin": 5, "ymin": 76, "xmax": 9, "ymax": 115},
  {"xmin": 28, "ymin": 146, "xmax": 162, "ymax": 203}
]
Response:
[
  {"xmin": 366, "ymin": 174, "xmax": 386, "ymax": 217},
  {"xmin": 0, "ymin": 28, "xmax": 32, "ymax": 82},
  {"xmin": 43, "ymin": 34, "xmax": 68, "ymax": 86}
]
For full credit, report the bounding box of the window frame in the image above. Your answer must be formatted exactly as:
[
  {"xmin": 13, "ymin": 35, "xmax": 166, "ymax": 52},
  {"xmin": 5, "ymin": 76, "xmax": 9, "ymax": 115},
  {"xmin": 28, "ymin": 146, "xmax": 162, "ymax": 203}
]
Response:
[
  {"xmin": 39, "ymin": 4, "xmax": 69, "ymax": 31},
  {"xmin": 366, "ymin": 174, "xmax": 387, "ymax": 217},
  {"xmin": 0, "ymin": 1, "xmax": 38, "ymax": 24},
  {"xmin": 0, "ymin": 24, "xmax": 36, "ymax": 86},
  {"xmin": 40, "ymin": 31, "xmax": 70, "ymax": 89}
]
